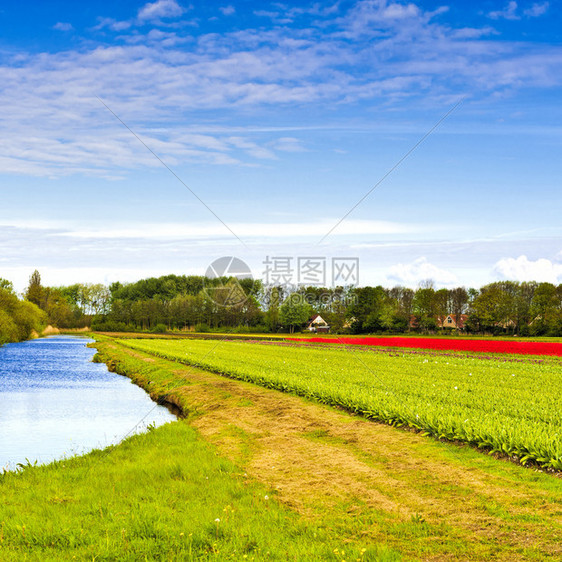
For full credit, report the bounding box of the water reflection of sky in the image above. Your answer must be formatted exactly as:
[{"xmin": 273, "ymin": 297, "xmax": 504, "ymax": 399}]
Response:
[{"xmin": 0, "ymin": 335, "xmax": 176, "ymax": 470}]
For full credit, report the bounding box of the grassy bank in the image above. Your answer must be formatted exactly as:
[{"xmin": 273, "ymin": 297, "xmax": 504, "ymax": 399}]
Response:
[{"xmin": 0, "ymin": 338, "xmax": 394, "ymax": 561}]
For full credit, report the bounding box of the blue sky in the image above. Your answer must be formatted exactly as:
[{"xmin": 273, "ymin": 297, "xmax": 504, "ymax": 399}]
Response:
[{"xmin": 1, "ymin": 0, "xmax": 561, "ymax": 291}]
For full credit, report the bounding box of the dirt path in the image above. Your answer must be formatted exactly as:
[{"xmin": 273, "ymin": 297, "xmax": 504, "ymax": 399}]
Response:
[{"xmin": 102, "ymin": 340, "xmax": 562, "ymax": 561}]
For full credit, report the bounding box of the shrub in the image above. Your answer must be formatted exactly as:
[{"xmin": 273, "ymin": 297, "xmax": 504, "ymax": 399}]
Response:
[{"xmin": 0, "ymin": 288, "xmax": 46, "ymax": 345}]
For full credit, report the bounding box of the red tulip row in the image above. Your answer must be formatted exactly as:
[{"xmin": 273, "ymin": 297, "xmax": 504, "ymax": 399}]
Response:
[{"xmin": 290, "ymin": 336, "xmax": 562, "ymax": 356}]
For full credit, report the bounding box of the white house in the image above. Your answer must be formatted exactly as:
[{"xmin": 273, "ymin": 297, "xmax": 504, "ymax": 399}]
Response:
[{"xmin": 306, "ymin": 314, "xmax": 330, "ymax": 333}]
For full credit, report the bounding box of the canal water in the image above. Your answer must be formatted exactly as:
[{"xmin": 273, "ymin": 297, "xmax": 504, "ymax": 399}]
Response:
[{"xmin": 0, "ymin": 335, "xmax": 176, "ymax": 470}]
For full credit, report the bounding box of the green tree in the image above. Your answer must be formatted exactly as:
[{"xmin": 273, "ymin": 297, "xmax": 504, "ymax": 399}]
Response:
[
  {"xmin": 434, "ymin": 288, "xmax": 449, "ymax": 325},
  {"xmin": 470, "ymin": 283, "xmax": 516, "ymax": 333},
  {"xmin": 413, "ymin": 284, "xmax": 436, "ymax": 332},
  {"xmin": 347, "ymin": 286, "xmax": 386, "ymax": 333},
  {"xmin": 280, "ymin": 296, "xmax": 311, "ymax": 334},
  {"xmin": 0, "ymin": 278, "xmax": 14, "ymax": 294},
  {"xmin": 529, "ymin": 282, "xmax": 559, "ymax": 335},
  {"xmin": 265, "ymin": 286, "xmax": 281, "ymax": 332},
  {"xmin": 25, "ymin": 270, "xmax": 44, "ymax": 307},
  {"xmin": 449, "ymin": 287, "xmax": 468, "ymax": 330},
  {"xmin": 0, "ymin": 284, "xmax": 46, "ymax": 345}
]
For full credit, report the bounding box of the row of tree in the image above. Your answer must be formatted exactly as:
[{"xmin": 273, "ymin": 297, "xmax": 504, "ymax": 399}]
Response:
[
  {"xmin": 24, "ymin": 270, "xmax": 110, "ymax": 329},
  {"xmin": 7, "ymin": 271, "xmax": 562, "ymax": 336},
  {"xmin": 99, "ymin": 275, "xmax": 562, "ymax": 336},
  {"xmin": 345, "ymin": 281, "xmax": 562, "ymax": 336}
]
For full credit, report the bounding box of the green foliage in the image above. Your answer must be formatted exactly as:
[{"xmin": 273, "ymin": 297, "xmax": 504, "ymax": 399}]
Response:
[
  {"xmin": 0, "ymin": 287, "xmax": 46, "ymax": 345},
  {"xmin": 123, "ymin": 338, "xmax": 562, "ymax": 470},
  {"xmin": 20, "ymin": 270, "xmax": 109, "ymax": 329},
  {"xmin": 469, "ymin": 281, "xmax": 562, "ymax": 335},
  {"xmin": 58, "ymin": 283, "xmax": 111, "ymax": 316},
  {"xmin": 0, "ymin": 278, "xmax": 15, "ymax": 294},
  {"xmin": 279, "ymin": 297, "xmax": 312, "ymax": 333},
  {"xmin": 24, "ymin": 269, "xmax": 44, "ymax": 307},
  {"xmin": 103, "ymin": 275, "xmax": 264, "ymax": 331}
]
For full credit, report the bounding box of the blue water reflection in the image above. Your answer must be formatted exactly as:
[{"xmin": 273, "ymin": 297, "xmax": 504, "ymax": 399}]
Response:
[{"xmin": 0, "ymin": 336, "xmax": 176, "ymax": 470}]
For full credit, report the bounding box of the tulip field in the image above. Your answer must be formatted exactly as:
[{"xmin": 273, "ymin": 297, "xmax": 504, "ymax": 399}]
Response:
[
  {"xmin": 292, "ymin": 336, "xmax": 562, "ymax": 356},
  {"xmin": 120, "ymin": 337, "xmax": 562, "ymax": 470}
]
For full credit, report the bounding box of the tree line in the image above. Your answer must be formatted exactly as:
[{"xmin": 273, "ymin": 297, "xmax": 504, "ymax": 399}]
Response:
[{"xmin": 4, "ymin": 271, "xmax": 562, "ymax": 337}]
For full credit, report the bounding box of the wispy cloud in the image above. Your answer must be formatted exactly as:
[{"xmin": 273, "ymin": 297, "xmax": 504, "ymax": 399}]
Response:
[
  {"xmin": 1, "ymin": 1, "xmax": 562, "ymax": 178},
  {"xmin": 9, "ymin": 218, "xmax": 417, "ymax": 240},
  {"xmin": 270, "ymin": 137, "xmax": 307, "ymax": 152},
  {"xmin": 93, "ymin": 17, "xmax": 133, "ymax": 31},
  {"xmin": 219, "ymin": 6, "xmax": 235, "ymax": 16},
  {"xmin": 138, "ymin": 0, "xmax": 185, "ymax": 22},
  {"xmin": 488, "ymin": 1, "xmax": 520, "ymax": 20},
  {"xmin": 53, "ymin": 22, "xmax": 73, "ymax": 31},
  {"xmin": 524, "ymin": 2, "xmax": 549, "ymax": 17}
]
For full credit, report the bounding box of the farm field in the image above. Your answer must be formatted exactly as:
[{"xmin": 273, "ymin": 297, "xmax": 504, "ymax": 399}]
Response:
[
  {"xmin": 4, "ymin": 336, "xmax": 561, "ymax": 560},
  {"xmin": 291, "ymin": 336, "xmax": 562, "ymax": 357},
  {"xmin": 120, "ymin": 337, "xmax": 562, "ymax": 470},
  {"xmin": 95, "ymin": 337, "xmax": 562, "ymax": 559}
]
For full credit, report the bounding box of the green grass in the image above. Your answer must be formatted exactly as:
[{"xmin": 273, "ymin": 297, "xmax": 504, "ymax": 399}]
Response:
[
  {"xmin": 0, "ymin": 422, "xmax": 398, "ymax": 561},
  {"xmin": 119, "ymin": 337, "xmax": 562, "ymax": 469},
  {"xmin": 0, "ymin": 338, "xmax": 399, "ymax": 561}
]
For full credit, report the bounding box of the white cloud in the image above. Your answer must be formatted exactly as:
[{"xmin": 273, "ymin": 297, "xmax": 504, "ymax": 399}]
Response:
[
  {"xmin": 452, "ymin": 26, "xmax": 497, "ymax": 39},
  {"xmin": 0, "ymin": 218, "xmax": 421, "ymax": 292},
  {"xmin": 219, "ymin": 6, "xmax": 235, "ymax": 16},
  {"xmin": 93, "ymin": 17, "xmax": 132, "ymax": 31},
  {"xmin": 380, "ymin": 2, "xmax": 420, "ymax": 20},
  {"xmin": 493, "ymin": 255, "xmax": 562, "ymax": 283},
  {"xmin": 138, "ymin": 0, "xmax": 185, "ymax": 22},
  {"xmin": 253, "ymin": 10, "xmax": 293, "ymax": 24},
  {"xmin": 53, "ymin": 22, "xmax": 73, "ymax": 31},
  {"xmin": 226, "ymin": 137, "xmax": 276, "ymax": 160},
  {"xmin": 37, "ymin": 218, "xmax": 416, "ymax": 240},
  {"xmin": 386, "ymin": 257, "xmax": 458, "ymax": 288},
  {"xmin": 0, "ymin": 2, "xmax": 562, "ymax": 178},
  {"xmin": 524, "ymin": 2, "xmax": 549, "ymax": 17},
  {"xmin": 488, "ymin": 1, "xmax": 520, "ymax": 20},
  {"xmin": 270, "ymin": 137, "xmax": 306, "ymax": 152}
]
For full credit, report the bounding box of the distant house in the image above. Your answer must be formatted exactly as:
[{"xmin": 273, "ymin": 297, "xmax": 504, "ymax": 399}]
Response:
[
  {"xmin": 437, "ymin": 314, "xmax": 468, "ymax": 330},
  {"xmin": 494, "ymin": 319, "xmax": 516, "ymax": 329},
  {"xmin": 307, "ymin": 314, "xmax": 330, "ymax": 333},
  {"xmin": 410, "ymin": 314, "xmax": 468, "ymax": 330}
]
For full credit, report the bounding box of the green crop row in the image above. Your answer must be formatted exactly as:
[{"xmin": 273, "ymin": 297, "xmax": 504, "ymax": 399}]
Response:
[{"xmin": 119, "ymin": 338, "xmax": 562, "ymax": 470}]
